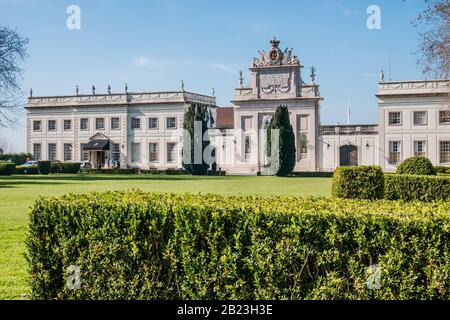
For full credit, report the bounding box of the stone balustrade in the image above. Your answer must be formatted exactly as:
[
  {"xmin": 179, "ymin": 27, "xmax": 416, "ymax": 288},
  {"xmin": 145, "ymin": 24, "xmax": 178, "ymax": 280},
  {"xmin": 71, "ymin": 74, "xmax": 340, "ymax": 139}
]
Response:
[
  {"xmin": 377, "ymin": 79, "xmax": 449, "ymax": 96},
  {"xmin": 320, "ymin": 124, "xmax": 379, "ymax": 135}
]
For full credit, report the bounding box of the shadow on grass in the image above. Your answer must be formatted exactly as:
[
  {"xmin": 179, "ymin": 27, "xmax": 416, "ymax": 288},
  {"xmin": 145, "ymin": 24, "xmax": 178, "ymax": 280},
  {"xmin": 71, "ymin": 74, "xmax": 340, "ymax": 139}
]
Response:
[
  {"xmin": 0, "ymin": 174, "xmax": 238, "ymax": 183},
  {"xmin": 0, "ymin": 180, "xmax": 72, "ymax": 188}
]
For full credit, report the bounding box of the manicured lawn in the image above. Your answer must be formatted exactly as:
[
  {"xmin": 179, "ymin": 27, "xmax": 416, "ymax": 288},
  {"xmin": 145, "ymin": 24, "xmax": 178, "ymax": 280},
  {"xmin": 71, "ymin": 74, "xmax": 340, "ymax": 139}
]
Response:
[{"xmin": 0, "ymin": 174, "xmax": 331, "ymax": 299}]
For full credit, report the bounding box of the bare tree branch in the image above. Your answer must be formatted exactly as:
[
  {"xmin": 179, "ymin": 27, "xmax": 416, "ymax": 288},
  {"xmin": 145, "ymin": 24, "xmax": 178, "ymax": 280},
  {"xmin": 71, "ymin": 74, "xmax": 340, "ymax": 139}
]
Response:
[
  {"xmin": 0, "ymin": 26, "xmax": 29, "ymax": 127},
  {"xmin": 412, "ymin": 0, "xmax": 450, "ymax": 79}
]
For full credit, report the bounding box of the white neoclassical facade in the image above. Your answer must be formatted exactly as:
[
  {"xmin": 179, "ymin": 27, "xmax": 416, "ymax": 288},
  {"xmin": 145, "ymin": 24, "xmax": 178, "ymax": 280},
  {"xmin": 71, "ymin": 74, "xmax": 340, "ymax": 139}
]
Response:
[
  {"xmin": 26, "ymin": 91, "xmax": 216, "ymax": 170},
  {"xmin": 26, "ymin": 39, "xmax": 450, "ymax": 173}
]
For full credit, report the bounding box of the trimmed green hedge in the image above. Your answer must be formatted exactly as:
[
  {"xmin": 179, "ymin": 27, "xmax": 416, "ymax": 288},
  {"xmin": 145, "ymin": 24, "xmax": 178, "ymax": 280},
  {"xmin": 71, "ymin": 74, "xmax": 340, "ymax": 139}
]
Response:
[
  {"xmin": 27, "ymin": 191, "xmax": 450, "ymax": 300},
  {"xmin": 15, "ymin": 165, "xmax": 39, "ymax": 175},
  {"xmin": 385, "ymin": 174, "xmax": 450, "ymax": 202},
  {"xmin": 83, "ymin": 168, "xmax": 140, "ymax": 174},
  {"xmin": 435, "ymin": 166, "xmax": 450, "ymax": 175},
  {"xmin": 51, "ymin": 162, "xmax": 81, "ymax": 174},
  {"xmin": 291, "ymin": 171, "xmax": 334, "ymax": 178},
  {"xmin": 83, "ymin": 168, "xmax": 188, "ymax": 175},
  {"xmin": 332, "ymin": 166, "xmax": 384, "ymax": 200},
  {"xmin": 0, "ymin": 162, "xmax": 16, "ymax": 175},
  {"xmin": 37, "ymin": 161, "xmax": 51, "ymax": 175},
  {"xmin": 397, "ymin": 157, "xmax": 436, "ymax": 175}
]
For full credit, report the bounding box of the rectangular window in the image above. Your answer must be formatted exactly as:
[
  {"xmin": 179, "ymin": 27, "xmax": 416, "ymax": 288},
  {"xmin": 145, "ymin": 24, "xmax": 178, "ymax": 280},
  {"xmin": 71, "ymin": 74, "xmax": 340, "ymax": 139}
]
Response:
[
  {"xmin": 440, "ymin": 141, "xmax": 450, "ymax": 164},
  {"xmin": 414, "ymin": 141, "xmax": 426, "ymax": 157},
  {"xmin": 149, "ymin": 143, "xmax": 159, "ymax": 162},
  {"xmin": 299, "ymin": 133, "xmax": 308, "ymax": 155},
  {"xmin": 439, "ymin": 111, "xmax": 450, "ymax": 124},
  {"xmin": 149, "ymin": 117, "xmax": 158, "ymax": 129},
  {"xmin": 389, "ymin": 141, "xmax": 401, "ymax": 164},
  {"xmin": 95, "ymin": 118, "xmax": 105, "ymax": 130},
  {"xmin": 48, "ymin": 120, "xmax": 57, "ymax": 131},
  {"xmin": 63, "ymin": 120, "xmax": 72, "ymax": 131},
  {"xmin": 111, "ymin": 117, "xmax": 120, "ymax": 130},
  {"xmin": 112, "ymin": 143, "xmax": 120, "ymax": 161},
  {"xmin": 80, "ymin": 118, "xmax": 89, "ymax": 130},
  {"xmin": 244, "ymin": 136, "xmax": 251, "ymax": 159},
  {"xmin": 80, "ymin": 144, "xmax": 89, "ymax": 161},
  {"xmin": 388, "ymin": 112, "xmax": 401, "ymax": 125},
  {"xmin": 33, "ymin": 120, "xmax": 42, "ymax": 131},
  {"xmin": 48, "ymin": 143, "xmax": 57, "ymax": 161},
  {"xmin": 64, "ymin": 143, "xmax": 73, "ymax": 161},
  {"xmin": 167, "ymin": 143, "xmax": 176, "ymax": 163},
  {"xmin": 166, "ymin": 117, "xmax": 177, "ymax": 129},
  {"xmin": 413, "ymin": 111, "xmax": 427, "ymax": 125},
  {"xmin": 33, "ymin": 144, "xmax": 41, "ymax": 161},
  {"xmin": 131, "ymin": 117, "xmax": 141, "ymax": 130},
  {"xmin": 131, "ymin": 143, "xmax": 141, "ymax": 163}
]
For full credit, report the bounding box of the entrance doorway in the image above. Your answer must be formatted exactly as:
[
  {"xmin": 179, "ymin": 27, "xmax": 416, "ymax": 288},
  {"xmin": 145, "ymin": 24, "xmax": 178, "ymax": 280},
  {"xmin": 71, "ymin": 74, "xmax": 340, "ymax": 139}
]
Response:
[
  {"xmin": 82, "ymin": 138, "xmax": 110, "ymax": 169},
  {"xmin": 339, "ymin": 145, "xmax": 358, "ymax": 166},
  {"xmin": 95, "ymin": 151, "xmax": 106, "ymax": 168}
]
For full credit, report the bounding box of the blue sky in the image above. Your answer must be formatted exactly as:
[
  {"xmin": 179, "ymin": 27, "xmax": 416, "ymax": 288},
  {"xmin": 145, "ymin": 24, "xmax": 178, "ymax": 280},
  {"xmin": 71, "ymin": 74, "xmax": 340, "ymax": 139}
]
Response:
[{"xmin": 0, "ymin": 0, "xmax": 429, "ymax": 151}]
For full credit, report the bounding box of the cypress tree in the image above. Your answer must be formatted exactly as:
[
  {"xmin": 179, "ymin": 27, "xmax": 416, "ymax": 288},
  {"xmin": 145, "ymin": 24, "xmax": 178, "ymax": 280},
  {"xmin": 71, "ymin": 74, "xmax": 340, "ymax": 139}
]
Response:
[
  {"xmin": 182, "ymin": 104, "xmax": 210, "ymax": 175},
  {"xmin": 266, "ymin": 105, "xmax": 296, "ymax": 176}
]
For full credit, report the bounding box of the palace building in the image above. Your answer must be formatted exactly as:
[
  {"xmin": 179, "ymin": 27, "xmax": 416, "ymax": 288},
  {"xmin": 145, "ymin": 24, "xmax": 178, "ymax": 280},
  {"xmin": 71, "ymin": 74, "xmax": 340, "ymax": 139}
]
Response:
[{"xmin": 26, "ymin": 38, "xmax": 450, "ymax": 173}]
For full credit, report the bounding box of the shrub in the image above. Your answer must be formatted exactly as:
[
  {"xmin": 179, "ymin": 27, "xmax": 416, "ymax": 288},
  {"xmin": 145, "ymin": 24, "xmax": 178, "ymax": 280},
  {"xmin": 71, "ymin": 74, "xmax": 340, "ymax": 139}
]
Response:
[
  {"xmin": 267, "ymin": 105, "xmax": 296, "ymax": 176},
  {"xmin": 207, "ymin": 170, "xmax": 226, "ymax": 176},
  {"xmin": 62, "ymin": 163, "xmax": 81, "ymax": 174},
  {"xmin": 27, "ymin": 192, "xmax": 450, "ymax": 300},
  {"xmin": 182, "ymin": 104, "xmax": 210, "ymax": 175},
  {"xmin": 37, "ymin": 161, "xmax": 51, "ymax": 175},
  {"xmin": 164, "ymin": 168, "xmax": 187, "ymax": 175},
  {"xmin": 0, "ymin": 162, "xmax": 16, "ymax": 175},
  {"xmin": 332, "ymin": 166, "xmax": 384, "ymax": 200},
  {"xmin": 397, "ymin": 157, "xmax": 436, "ymax": 175},
  {"xmin": 435, "ymin": 166, "xmax": 450, "ymax": 175},
  {"xmin": 0, "ymin": 152, "xmax": 32, "ymax": 165},
  {"xmin": 15, "ymin": 165, "xmax": 39, "ymax": 175},
  {"xmin": 50, "ymin": 162, "xmax": 81, "ymax": 174},
  {"xmin": 50, "ymin": 162, "xmax": 60, "ymax": 174},
  {"xmin": 83, "ymin": 168, "xmax": 140, "ymax": 174},
  {"xmin": 291, "ymin": 171, "xmax": 334, "ymax": 178},
  {"xmin": 385, "ymin": 174, "xmax": 450, "ymax": 202},
  {"xmin": 139, "ymin": 169, "xmax": 166, "ymax": 175}
]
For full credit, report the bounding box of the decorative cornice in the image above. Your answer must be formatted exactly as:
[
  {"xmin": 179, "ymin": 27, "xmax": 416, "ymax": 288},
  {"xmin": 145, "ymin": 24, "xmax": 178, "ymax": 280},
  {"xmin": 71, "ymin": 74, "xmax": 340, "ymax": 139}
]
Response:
[{"xmin": 27, "ymin": 91, "xmax": 216, "ymax": 108}]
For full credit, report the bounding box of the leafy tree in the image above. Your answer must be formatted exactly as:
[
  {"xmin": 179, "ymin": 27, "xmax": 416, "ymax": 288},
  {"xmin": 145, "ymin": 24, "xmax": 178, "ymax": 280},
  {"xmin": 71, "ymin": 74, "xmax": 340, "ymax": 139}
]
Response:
[
  {"xmin": 412, "ymin": 0, "xmax": 449, "ymax": 78},
  {"xmin": 266, "ymin": 105, "xmax": 296, "ymax": 176},
  {"xmin": 0, "ymin": 26, "xmax": 29, "ymax": 127},
  {"xmin": 182, "ymin": 104, "xmax": 211, "ymax": 175},
  {"xmin": 0, "ymin": 152, "xmax": 32, "ymax": 165}
]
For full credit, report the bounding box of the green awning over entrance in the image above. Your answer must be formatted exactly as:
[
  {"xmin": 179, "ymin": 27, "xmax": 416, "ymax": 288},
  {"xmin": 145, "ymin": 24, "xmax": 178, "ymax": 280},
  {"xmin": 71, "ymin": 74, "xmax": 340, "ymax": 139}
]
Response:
[{"xmin": 83, "ymin": 140, "xmax": 110, "ymax": 151}]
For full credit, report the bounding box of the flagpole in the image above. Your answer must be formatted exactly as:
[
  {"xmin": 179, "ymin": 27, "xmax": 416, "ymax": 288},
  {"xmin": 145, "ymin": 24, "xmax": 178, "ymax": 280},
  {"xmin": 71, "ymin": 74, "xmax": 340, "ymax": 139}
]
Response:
[{"xmin": 347, "ymin": 102, "xmax": 351, "ymax": 125}]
